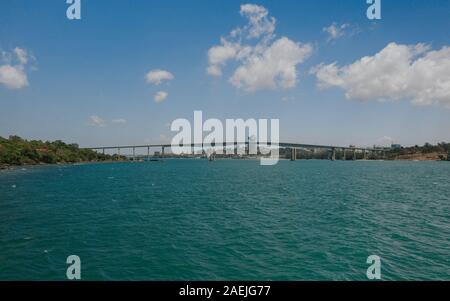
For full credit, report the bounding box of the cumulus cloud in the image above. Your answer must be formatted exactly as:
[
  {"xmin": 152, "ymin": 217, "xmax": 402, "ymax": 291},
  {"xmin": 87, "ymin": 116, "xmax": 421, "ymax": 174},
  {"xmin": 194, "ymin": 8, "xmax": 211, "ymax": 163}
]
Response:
[
  {"xmin": 154, "ymin": 91, "xmax": 168, "ymax": 103},
  {"xmin": 14, "ymin": 47, "xmax": 28, "ymax": 65},
  {"xmin": 145, "ymin": 69, "xmax": 174, "ymax": 85},
  {"xmin": 207, "ymin": 39, "xmax": 239, "ymax": 76},
  {"xmin": 311, "ymin": 42, "xmax": 450, "ymax": 107},
  {"xmin": 323, "ymin": 23, "xmax": 349, "ymax": 41},
  {"xmin": 0, "ymin": 65, "xmax": 28, "ymax": 89},
  {"xmin": 0, "ymin": 47, "xmax": 31, "ymax": 89},
  {"xmin": 230, "ymin": 37, "xmax": 312, "ymax": 91},
  {"xmin": 240, "ymin": 4, "xmax": 276, "ymax": 39},
  {"xmin": 207, "ymin": 4, "xmax": 312, "ymax": 92},
  {"xmin": 88, "ymin": 115, "xmax": 106, "ymax": 127}
]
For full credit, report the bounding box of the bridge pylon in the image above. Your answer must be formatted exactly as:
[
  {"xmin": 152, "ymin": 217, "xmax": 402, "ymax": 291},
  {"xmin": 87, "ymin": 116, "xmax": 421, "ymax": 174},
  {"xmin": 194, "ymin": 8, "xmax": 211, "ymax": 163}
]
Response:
[{"xmin": 290, "ymin": 148, "xmax": 297, "ymax": 161}]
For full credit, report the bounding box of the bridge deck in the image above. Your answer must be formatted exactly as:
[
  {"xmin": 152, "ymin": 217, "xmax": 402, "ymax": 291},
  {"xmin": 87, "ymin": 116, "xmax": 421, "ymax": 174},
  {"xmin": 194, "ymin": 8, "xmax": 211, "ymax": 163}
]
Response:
[{"xmin": 84, "ymin": 142, "xmax": 384, "ymax": 152}]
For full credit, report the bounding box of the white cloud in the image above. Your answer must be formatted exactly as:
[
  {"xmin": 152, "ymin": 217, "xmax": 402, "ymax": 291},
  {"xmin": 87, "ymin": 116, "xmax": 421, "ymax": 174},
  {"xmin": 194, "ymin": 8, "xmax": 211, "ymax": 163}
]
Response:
[
  {"xmin": 0, "ymin": 65, "xmax": 28, "ymax": 89},
  {"xmin": 207, "ymin": 65, "xmax": 223, "ymax": 77},
  {"xmin": 311, "ymin": 42, "xmax": 450, "ymax": 107},
  {"xmin": 111, "ymin": 118, "xmax": 127, "ymax": 124},
  {"xmin": 0, "ymin": 47, "xmax": 32, "ymax": 90},
  {"xmin": 207, "ymin": 4, "xmax": 312, "ymax": 92},
  {"xmin": 88, "ymin": 115, "xmax": 106, "ymax": 127},
  {"xmin": 145, "ymin": 69, "xmax": 174, "ymax": 85},
  {"xmin": 240, "ymin": 4, "xmax": 276, "ymax": 39},
  {"xmin": 230, "ymin": 37, "xmax": 312, "ymax": 91},
  {"xmin": 14, "ymin": 47, "xmax": 28, "ymax": 65},
  {"xmin": 154, "ymin": 91, "xmax": 168, "ymax": 103},
  {"xmin": 323, "ymin": 23, "xmax": 349, "ymax": 41},
  {"xmin": 207, "ymin": 39, "xmax": 239, "ymax": 76}
]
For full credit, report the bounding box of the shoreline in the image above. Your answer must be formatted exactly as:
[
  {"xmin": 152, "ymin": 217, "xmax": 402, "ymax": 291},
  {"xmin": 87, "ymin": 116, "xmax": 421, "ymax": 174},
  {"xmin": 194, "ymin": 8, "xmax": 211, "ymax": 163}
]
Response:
[
  {"xmin": 0, "ymin": 160, "xmax": 127, "ymax": 172},
  {"xmin": 1, "ymin": 157, "xmax": 448, "ymax": 172}
]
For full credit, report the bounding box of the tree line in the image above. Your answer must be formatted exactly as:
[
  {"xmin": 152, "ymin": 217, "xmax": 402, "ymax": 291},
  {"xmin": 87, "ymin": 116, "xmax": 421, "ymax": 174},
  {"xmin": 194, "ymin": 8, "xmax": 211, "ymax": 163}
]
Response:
[
  {"xmin": 386, "ymin": 142, "xmax": 450, "ymax": 160},
  {"xmin": 0, "ymin": 135, "xmax": 118, "ymax": 167}
]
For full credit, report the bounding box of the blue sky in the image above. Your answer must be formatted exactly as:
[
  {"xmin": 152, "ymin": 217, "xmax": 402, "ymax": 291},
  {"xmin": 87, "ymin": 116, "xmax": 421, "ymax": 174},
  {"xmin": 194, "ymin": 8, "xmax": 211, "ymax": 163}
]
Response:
[{"xmin": 1, "ymin": 0, "xmax": 450, "ymax": 149}]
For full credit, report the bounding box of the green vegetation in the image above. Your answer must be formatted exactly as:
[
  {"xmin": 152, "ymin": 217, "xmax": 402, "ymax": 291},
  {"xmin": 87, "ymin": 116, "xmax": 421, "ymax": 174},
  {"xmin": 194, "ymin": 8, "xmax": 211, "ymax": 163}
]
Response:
[
  {"xmin": 0, "ymin": 135, "xmax": 120, "ymax": 168},
  {"xmin": 2, "ymin": 135, "xmax": 449, "ymax": 168},
  {"xmin": 278, "ymin": 143, "xmax": 450, "ymax": 161},
  {"xmin": 385, "ymin": 142, "xmax": 450, "ymax": 161}
]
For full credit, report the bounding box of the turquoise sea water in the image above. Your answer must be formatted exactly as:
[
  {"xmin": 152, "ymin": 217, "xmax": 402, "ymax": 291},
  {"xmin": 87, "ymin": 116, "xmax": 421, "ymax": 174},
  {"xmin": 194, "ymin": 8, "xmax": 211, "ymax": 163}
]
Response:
[{"xmin": 0, "ymin": 160, "xmax": 449, "ymax": 280}]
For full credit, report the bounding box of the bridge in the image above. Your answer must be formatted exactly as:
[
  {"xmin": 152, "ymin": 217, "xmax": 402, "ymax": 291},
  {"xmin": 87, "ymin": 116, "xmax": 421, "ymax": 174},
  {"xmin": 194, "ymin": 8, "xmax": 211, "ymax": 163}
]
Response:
[{"xmin": 85, "ymin": 142, "xmax": 386, "ymax": 161}]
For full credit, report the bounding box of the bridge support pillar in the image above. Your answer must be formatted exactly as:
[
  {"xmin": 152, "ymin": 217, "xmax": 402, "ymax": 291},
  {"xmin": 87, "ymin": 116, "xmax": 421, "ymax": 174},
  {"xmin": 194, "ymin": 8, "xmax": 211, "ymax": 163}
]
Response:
[
  {"xmin": 118, "ymin": 148, "xmax": 121, "ymax": 160},
  {"xmin": 343, "ymin": 149, "xmax": 346, "ymax": 161},
  {"xmin": 353, "ymin": 150, "xmax": 357, "ymax": 161},
  {"xmin": 290, "ymin": 148, "xmax": 296, "ymax": 161},
  {"xmin": 161, "ymin": 146, "xmax": 165, "ymax": 158},
  {"xmin": 147, "ymin": 146, "xmax": 150, "ymax": 161},
  {"xmin": 133, "ymin": 147, "xmax": 136, "ymax": 161},
  {"xmin": 331, "ymin": 148, "xmax": 336, "ymax": 161}
]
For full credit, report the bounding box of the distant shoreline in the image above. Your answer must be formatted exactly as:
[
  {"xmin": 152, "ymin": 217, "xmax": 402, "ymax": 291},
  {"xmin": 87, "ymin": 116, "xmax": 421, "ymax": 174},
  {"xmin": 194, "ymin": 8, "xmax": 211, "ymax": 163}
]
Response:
[
  {"xmin": 2, "ymin": 156, "xmax": 448, "ymax": 173},
  {"xmin": 0, "ymin": 160, "xmax": 126, "ymax": 172},
  {"xmin": 2, "ymin": 136, "xmax": 449, "ymax": 172}
]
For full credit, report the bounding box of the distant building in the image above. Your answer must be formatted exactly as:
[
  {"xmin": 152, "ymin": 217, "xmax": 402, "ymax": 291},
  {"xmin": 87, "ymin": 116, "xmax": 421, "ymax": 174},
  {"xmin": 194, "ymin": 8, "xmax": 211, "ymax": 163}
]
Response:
[{"xmin": 391, "ymin": 144, "xmax": 402, "ymax": 149}]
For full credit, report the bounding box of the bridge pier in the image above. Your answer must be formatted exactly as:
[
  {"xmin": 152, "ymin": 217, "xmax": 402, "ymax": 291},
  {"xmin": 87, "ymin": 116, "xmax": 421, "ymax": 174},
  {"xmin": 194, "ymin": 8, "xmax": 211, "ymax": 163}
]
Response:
[
  {"xmin": 290, "ymin": 148, "xmax": 296, "ymax": 161},
  {"xmin": 86, "ymin": 143, "xmax": 385, "ymax": 163},
  {"xmin": 331, "ymin": 148, "xmax": 336, "ymax": 161}
]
